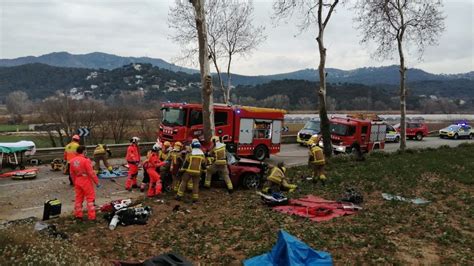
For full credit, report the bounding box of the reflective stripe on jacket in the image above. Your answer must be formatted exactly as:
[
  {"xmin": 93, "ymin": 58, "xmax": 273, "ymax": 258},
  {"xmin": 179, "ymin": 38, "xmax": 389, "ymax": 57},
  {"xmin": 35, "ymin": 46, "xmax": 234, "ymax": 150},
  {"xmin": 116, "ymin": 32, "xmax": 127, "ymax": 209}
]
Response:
[
  {"xmin": 310, "ymin": 145, "xmax": 325, "ymax": 165},
  {"xmin": 182, "ymin": 148, "xmax": 205, "ymax": 174},
  {"xmin": 210, "ymin": 143, "xmax": 227, "ymax": 165},
  {"xmin": 267, "ymin": 167, "xmax": 285, "ymax": 184}
]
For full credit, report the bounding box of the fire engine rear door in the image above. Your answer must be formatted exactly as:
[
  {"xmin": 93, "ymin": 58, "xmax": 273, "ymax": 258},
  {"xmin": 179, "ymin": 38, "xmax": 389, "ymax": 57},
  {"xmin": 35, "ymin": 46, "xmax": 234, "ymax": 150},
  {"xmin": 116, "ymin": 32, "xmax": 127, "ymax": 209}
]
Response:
[
  {"xmin": 272, "ymin": 120, "xmax": 282, "ymax": 144},
  {"xmin": 239, "ymin": 118, "xmax": 254, "ymax": 144}
]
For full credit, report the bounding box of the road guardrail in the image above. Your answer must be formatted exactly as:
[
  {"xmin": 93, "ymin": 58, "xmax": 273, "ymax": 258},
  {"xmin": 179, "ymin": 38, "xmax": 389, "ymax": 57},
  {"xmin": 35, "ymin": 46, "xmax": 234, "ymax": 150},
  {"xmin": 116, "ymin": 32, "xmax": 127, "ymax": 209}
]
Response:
[{"xmin": 31, "ymin": 136, "xmax": 297, "ymax": 163}]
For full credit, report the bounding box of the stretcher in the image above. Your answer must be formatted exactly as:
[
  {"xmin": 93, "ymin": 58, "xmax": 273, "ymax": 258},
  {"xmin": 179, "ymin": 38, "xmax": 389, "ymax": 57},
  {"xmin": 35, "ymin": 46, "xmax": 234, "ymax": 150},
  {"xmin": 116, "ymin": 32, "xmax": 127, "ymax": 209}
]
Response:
[
  {"xmin": 98, "ymin": 168, "xmax": 128, "ymax": 179},
  {"xmin": 0, "ymin": 141, "xmax": 38, "ymax": 179}
]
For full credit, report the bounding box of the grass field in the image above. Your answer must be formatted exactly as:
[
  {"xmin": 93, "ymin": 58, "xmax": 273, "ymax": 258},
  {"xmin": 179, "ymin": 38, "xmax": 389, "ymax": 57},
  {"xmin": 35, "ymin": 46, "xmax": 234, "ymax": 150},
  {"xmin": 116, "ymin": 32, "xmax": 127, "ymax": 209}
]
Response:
[
  {"xmin": 0, "ymin": 124, "xmax": 29, "ymax": 132},
  {"xmin": 1, "ymin": 144, "xmax": 473, "ymax": 264}
]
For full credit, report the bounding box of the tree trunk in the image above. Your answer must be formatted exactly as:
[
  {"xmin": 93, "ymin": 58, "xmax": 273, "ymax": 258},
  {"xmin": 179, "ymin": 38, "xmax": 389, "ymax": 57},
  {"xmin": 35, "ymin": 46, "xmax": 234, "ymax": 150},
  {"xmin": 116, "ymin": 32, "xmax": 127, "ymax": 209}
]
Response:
[
  {"xmin": 225, "ymin": 53, "xmax": 233, "ymax": 104},
  {"xmin": 397, "ymin": 37, "xmax": 407, "ymax": 151},
  {"xmin": 211, "ymin": 55, "xmax": 227, "ymax": 103},
  {"xmin": 192, "ymin": 0, "xmax": 215, "ymax": 143},
  {"xmin": 316, "ymin": 27, "xmax": 332, "ymax": 157}
]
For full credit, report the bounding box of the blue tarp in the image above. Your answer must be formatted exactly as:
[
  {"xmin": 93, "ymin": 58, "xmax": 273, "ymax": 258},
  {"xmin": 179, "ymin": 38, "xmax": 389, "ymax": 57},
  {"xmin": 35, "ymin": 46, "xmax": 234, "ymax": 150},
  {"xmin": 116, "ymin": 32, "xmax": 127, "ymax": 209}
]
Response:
[
  {"xmin": 244, "ymin": 230, "xmax": 333, "ymax": 266},
  {"xmin": 98, "ymin": 169, "xmax": 128, "ymax": 179}
]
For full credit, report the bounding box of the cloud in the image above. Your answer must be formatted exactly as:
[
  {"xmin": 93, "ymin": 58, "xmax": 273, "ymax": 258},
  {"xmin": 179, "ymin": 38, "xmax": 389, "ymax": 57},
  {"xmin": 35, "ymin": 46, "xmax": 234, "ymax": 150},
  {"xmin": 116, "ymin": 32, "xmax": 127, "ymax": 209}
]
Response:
[{"xmin": 1, "ymin": 0, "xmax": 472, "ymax": 74}]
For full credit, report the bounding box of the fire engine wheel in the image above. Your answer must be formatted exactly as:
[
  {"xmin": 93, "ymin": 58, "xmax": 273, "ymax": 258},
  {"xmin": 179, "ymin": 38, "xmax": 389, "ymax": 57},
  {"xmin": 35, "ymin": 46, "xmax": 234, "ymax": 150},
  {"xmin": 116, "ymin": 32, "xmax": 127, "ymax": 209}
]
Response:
[
  {"xmin": 415, "ymin": 132, "xmax": 423, "ymax": 141},
  {"xmin": 253, "ymin": 145, "xmax": 268, "ymax": 161},
  {"xmin": 242, "ymin": 173, "xmax": 260, "ymax": 189}
]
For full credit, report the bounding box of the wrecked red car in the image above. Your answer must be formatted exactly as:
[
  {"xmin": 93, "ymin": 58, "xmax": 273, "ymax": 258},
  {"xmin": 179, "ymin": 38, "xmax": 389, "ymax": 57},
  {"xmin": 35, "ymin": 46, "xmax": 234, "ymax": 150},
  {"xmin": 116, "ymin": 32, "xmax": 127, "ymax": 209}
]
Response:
[{"xmin": 207, "ymin": 152, "xmax": 268, "ymax": 189}]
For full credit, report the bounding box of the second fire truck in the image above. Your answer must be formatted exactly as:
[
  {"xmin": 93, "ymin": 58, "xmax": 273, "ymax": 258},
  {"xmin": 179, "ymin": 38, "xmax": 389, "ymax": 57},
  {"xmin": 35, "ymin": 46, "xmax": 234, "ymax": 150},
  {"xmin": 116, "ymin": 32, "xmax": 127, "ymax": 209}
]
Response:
[{"xmin": 326, "ymin": 116, "xmax": 387, "ymax": 153}]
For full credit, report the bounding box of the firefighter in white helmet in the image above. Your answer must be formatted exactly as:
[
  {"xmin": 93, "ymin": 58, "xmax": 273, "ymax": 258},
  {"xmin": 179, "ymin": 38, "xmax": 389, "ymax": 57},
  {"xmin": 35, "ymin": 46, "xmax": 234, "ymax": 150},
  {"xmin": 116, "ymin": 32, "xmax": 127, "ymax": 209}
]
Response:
[
  {"xmin": 307, "ymin": 135, "xmax": 327, "ymax": 185},
  {"xmin": 205, "ymin": 136, "xmax": 233, "ymax": 193}
]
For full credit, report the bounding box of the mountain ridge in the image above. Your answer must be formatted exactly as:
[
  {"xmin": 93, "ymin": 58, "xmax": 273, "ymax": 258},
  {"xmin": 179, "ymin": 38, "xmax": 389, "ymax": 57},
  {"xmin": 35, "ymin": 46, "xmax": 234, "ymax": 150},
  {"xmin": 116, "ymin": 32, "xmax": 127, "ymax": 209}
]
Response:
[{"xmin": 1, "ymin": 52, "xmax": 472, "ymax": 86}]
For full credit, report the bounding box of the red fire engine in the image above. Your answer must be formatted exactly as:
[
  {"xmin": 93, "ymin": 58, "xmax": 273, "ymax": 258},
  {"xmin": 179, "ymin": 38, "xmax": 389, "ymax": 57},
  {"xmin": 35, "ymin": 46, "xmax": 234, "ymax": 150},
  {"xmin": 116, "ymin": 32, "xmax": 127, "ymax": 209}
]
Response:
[
  {"xmin": 159, "ymin": 103, "xmax": 286, "ymax": 160},
  {"xmin": 327, "ymin": 116, "xmax": 387, "ymax": 153}
]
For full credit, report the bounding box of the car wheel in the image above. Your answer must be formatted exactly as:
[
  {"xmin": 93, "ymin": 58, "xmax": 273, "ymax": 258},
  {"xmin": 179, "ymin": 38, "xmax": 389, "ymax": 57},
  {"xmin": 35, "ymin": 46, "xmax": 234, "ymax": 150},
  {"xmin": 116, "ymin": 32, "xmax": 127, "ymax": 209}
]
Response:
[
  {"xmin": 242, "ymin": 173, "xmax": 260, "ymax": 189},
  {"xmin": 395, "ymin": 136, "xmax": 400, "ymax": 143},
  {"xmin": 415, "ymin": 132, "xmax": 423, "ymax": 141},
  {"xmin": 454, "ymin": 134, "xmax": 459, "ymax": 140},
  {"xmin": 439, "ymin": 135, "xmax": 444, "ymax": 139},
  {"xmin": 253, "ymin": 145, "xmax": 268, "ymax": 161},
  {"xmin": 470, "ymin": 134, "xmax": 473, "ymax": 140}
]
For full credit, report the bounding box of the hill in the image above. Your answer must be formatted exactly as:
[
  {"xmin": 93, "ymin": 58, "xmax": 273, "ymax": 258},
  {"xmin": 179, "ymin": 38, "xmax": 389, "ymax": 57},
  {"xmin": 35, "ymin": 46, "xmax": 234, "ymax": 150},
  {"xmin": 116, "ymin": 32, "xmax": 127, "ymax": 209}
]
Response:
[
  {"xmin": 1, "ymin": 52, "xmax": 472, "ymax": 86},
  {"xmin": 0, "ymin": 52, "xmax": 197, "ymax": 74},
  {"xmin": 0, "ymin": 63, "xmax": 472, "ymax": 112}
]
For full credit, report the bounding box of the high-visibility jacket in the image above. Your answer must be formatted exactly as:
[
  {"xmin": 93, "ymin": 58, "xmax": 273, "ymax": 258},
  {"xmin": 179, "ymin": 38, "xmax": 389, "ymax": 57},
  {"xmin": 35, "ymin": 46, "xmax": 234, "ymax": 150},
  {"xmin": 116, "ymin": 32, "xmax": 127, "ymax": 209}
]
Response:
[
  {"xmin": 209, "ymin": 142, "xmax": 227, "ymax": 165},
  {"xmin": 267, "ymin": 167, "xmax": 286, "ymax": 184},
  {"xmin": 69, "ymin": 154, "xmax": 99, "ymax": 185},
  {"xmin": 309, "ymin": 145, "xmax": 325, "ymax": 165},
  {"xmin": 93, "ymin": 144, "xmax": 109, "ymax": 156},
  {"xmin": 126, "ymin": 144, "xmax": 140, "ymax": 163},
  {"xmin": 159, "ymin": 149, "xmax": 170, "ymax": 162},
  {"xmin": 181, "ymin": 148, "xmax": 206, "ymax": 175},
  {"xmin": 64, "ymin": 141, "xmax": 80, "ymax": 161}
]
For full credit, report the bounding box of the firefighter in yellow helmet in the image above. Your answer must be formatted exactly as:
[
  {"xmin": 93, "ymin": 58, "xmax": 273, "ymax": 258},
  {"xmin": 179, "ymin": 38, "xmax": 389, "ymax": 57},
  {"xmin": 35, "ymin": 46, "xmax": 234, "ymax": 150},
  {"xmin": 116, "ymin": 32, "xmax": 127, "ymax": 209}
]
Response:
[
  {"xmin": 169, "ymin": 141, "xmax": 185, "ymax": 192},
  {"xmin": 262, "ymin": 162, "xmax": 297, "ymax": 194},
  {"xmin": 307, "ymin": 134, "xmax": 327, "ymax": 185},
  {"xmin": 205, "ymin": 136, "xmax": 233, "ymax": 193},
  {"xmin": 93, "ymin": 144, "xmax": 112, "ymax": 174},
  {"xmin": 158, "ymin": 141, "xmax": 171, "ymax": 179},
  {"xmin": 176, "ymin": 139, "xmax": 206, "ymax": 203}
]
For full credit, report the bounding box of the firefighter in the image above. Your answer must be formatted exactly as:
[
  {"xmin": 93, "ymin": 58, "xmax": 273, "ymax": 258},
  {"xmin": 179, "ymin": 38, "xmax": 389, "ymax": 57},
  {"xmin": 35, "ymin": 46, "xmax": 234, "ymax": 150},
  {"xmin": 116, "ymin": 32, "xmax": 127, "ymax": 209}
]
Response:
[
  {"xmin": 176, "ymin": 139, "xmax": 206, "ymax": 203},
  {"xmin": 158, "ymin": 141, "xmax": 172, "ymax": 188},
  {"xmin": 144, "ymin": 144, "xmax": 166, "ymax": 197},
  {"xmin": 307, "ymin": 135, "xmax": 327, "ymax": 185},
  {"xmin": 140, "ymin": 147, "xmax": 154, "ymax": 192},
  {"xmin": 125, "ymin": 137, "xmax": 141, "ymax": 191},
  {"xmin": 205, "ymin": 136, "xmax": 233, "ymax": 193},
  {"xmin": 64, "ymin": 134, "xmax": 81, "ymax": 186},
  {"xmin": 93, "ymin": 143, "xmax": 112, "ymax": 174},
  {"xmin": 262, "ymin": 162, "xmax": 297, "ymax": 194},
  {"xmin": 70, "ymin": 145, "xmax": 99, "ymax": 220},
  {"xmin": 169, "ymin": 141, "xmax": 184, "ymax": 192}
]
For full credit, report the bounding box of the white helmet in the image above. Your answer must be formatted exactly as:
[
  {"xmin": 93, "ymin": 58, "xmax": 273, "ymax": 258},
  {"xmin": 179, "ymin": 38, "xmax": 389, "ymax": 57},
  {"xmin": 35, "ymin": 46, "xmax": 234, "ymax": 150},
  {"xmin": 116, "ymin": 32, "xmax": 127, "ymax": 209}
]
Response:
[
  {"xmin": 152, "ymin": 144, "xmax": 160, "ymax": 152},
  {"xmin": 130, "ymin": 136, "xmax": 140, "ymax": 143}
]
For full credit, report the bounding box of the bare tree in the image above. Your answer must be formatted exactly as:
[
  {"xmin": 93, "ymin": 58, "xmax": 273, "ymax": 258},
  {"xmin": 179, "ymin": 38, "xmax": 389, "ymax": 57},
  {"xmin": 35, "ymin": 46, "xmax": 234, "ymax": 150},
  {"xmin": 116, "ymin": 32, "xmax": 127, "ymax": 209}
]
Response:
[
  {"xmin": 190, "ymin": 0, "xmax": 215, "ymax": 143},
  {"xmin": 169, "ymin": 0, "xmax": 265, "ymax": 103},
  {"xmin": 273, "ymin": 0, "xmax": 342, "ymax": 157},
  {"xmin": 106, "ymin": 106, "xmax": 135, "ymax": 144},
  {"xmin": 5, "ymin": 91, "xmax": 31, "ymax": 124},
  {"xmin": 354, "ymin": 0, "xmax": 445, "ymax": 150}
]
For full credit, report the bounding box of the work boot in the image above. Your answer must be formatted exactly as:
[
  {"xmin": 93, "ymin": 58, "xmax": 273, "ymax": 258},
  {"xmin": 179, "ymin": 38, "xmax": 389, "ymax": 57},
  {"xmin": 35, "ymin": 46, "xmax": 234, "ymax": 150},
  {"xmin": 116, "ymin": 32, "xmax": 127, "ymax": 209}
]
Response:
[
  {"xmin": 192, "ymin": 199, "xmax": 198, "ymax": 204},
  {"xmin": 227, "ymin": 188, "xmax": 234, "ymax": 194}
]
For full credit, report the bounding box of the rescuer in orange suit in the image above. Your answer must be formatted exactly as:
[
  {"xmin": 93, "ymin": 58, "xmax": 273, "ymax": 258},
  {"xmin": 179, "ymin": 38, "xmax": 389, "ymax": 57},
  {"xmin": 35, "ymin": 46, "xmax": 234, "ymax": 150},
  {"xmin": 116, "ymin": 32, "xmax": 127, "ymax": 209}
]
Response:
[
  {"xmin": 125, "ymin": 137, "xmax": 141, "ymax": 191},
  {"xmin": 144, "ymin": 144, "xmax": 166, "ymax": 197},
  {"xmin": 70, "ymin": 145, "xmax": 99, "ymax": 220},
  {"xmin": 64, "ymin": 134, "xmax": 81, "ymax": 186}
]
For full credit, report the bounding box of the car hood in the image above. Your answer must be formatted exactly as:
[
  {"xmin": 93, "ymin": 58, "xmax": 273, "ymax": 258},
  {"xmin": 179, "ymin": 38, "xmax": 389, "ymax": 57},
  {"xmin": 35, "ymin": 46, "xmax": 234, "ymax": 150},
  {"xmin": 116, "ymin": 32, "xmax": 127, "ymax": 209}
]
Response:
[
  {"xmin": 299, "ymin": 129, "xmax": 318, "ymax": 135},
  {"xmin": 238, "ymin": 158, "xmax": 262, "ymax": 165},
  {"xmin": 439, "ymin": 127, "xmax": 457, "ymax": 132}
]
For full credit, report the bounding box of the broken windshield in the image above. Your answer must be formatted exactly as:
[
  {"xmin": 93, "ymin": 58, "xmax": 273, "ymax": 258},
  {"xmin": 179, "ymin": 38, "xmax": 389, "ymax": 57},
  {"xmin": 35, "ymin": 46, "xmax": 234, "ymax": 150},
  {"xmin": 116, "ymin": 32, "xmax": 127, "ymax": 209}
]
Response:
[{"xmin": 161, "ymin": 108, "xmax": 186, "ymax": 126}]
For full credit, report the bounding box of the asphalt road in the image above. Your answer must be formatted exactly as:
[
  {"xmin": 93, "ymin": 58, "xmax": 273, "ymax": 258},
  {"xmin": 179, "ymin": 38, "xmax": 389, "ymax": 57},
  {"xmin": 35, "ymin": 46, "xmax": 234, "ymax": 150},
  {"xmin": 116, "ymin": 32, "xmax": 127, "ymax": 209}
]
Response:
[{"xmin": 0, "ymin": 137, "xmax": 472, "ymax": 222}]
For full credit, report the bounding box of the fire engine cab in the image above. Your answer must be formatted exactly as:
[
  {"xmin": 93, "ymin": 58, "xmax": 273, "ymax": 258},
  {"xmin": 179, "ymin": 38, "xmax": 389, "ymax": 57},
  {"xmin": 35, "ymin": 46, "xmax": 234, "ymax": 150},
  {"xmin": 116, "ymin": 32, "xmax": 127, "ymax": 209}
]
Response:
[
  {"xmin": 328, "ymin": 116, "xmax": 387, "ymax": 153},
  {"xmin": 159, "ymin": 103, "xmax": 286, "ymax": 160}
]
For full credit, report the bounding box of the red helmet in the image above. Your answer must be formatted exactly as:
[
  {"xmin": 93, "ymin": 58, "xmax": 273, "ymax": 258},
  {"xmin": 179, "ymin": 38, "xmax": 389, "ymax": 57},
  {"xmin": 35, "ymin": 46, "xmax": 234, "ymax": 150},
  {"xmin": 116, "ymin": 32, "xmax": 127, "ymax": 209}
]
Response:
[{"xmin": 72, "ymin": 135, "xmax": 80, "ymax": 141}]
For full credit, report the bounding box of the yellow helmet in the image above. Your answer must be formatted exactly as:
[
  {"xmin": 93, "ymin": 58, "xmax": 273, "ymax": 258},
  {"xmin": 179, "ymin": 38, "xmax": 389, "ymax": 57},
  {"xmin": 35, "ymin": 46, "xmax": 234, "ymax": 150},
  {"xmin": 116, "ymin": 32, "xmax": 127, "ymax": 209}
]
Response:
[
  {"xmin": 163, "ymin": 141, "xmax": 171, "ymax": 148},
  {"xmin": 307, "ymin": 134, "xmax": 320, "ymax": 146},
  {"xmin": 174, "ymin": 141, "xmax": 183, "ymax": 150}
]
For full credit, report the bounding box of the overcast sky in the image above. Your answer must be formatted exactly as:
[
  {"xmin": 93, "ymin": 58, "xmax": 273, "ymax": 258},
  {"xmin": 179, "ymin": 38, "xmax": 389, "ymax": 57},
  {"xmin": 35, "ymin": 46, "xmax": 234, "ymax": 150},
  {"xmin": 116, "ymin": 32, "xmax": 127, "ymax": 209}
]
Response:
[{"xmin": 1, "ymin": 0, "xmax": 472, "ymax": 75}]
